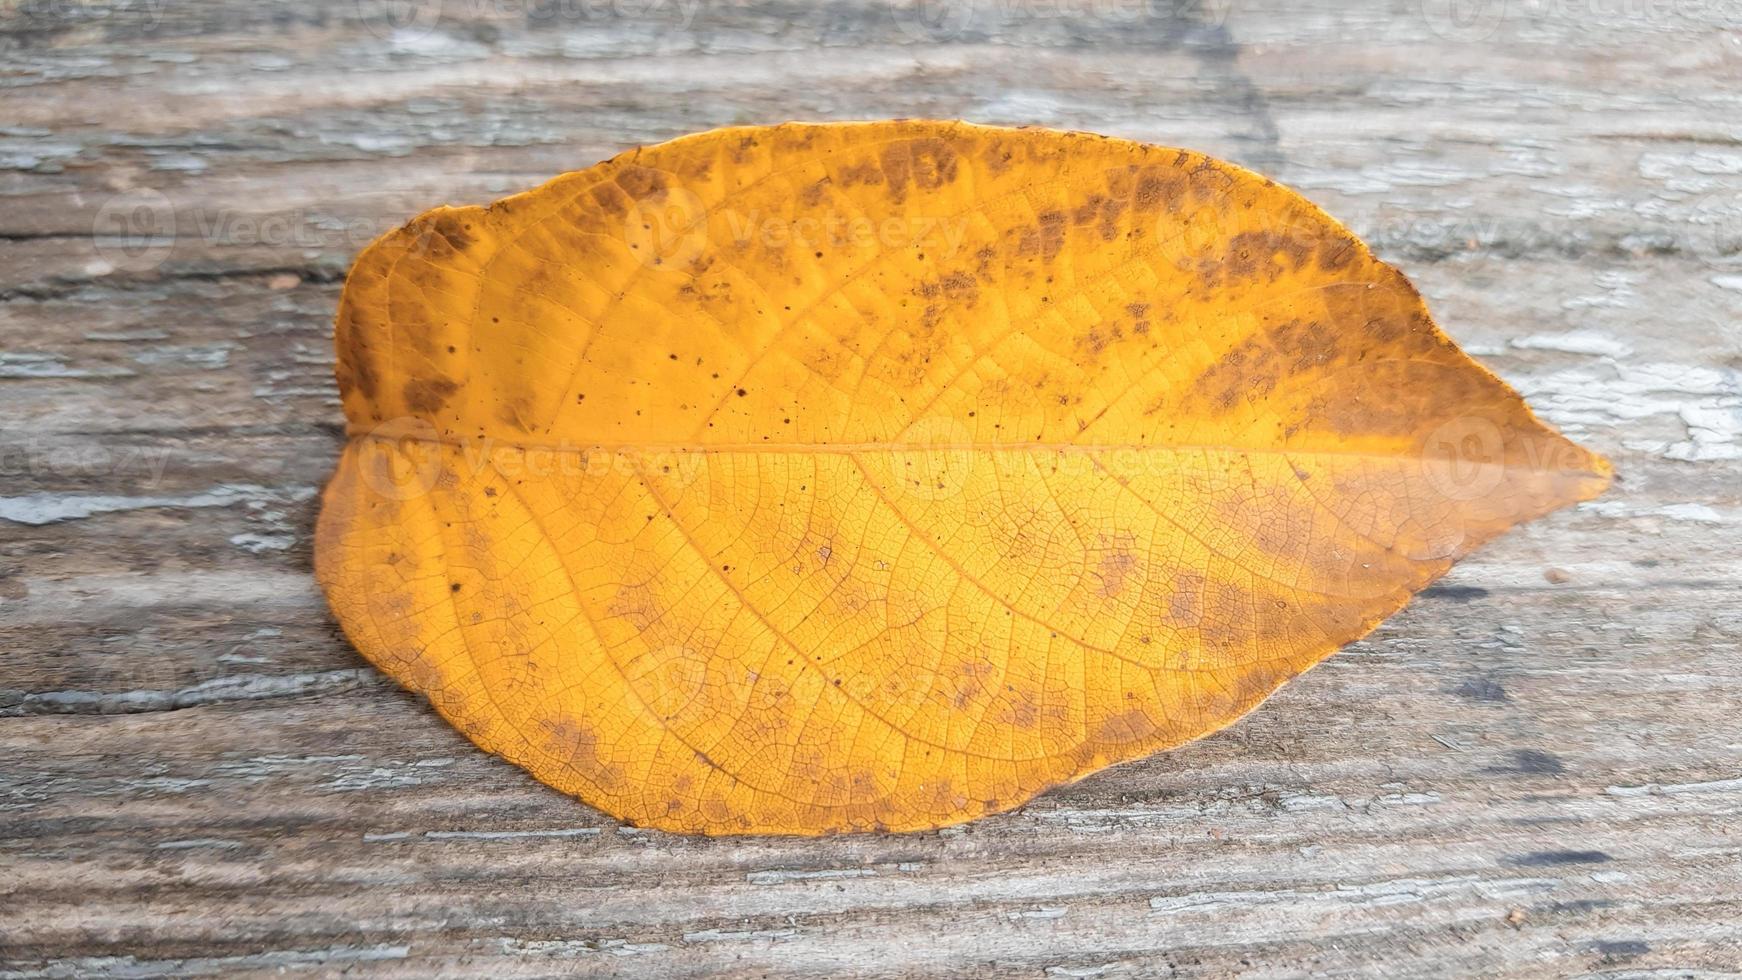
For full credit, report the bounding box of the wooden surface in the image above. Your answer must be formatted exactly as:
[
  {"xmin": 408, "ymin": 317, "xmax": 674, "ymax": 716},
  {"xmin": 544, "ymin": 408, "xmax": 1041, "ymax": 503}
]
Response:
[{"xmin": 4, "ymin": 0, "xmax": 1741, "ymax": 976}]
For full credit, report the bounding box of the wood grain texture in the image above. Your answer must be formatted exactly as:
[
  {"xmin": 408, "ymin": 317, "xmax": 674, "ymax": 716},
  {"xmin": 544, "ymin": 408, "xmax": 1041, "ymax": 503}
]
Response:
[{"xmin": 2, "ymin": 0, "xmax": 1739, "ymax": 976}]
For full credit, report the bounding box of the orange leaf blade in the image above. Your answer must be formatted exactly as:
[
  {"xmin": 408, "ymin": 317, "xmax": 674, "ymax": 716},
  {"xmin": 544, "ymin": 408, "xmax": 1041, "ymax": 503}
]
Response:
[{"xmin": 316, "ymin": 121, "xmax": 1610, "ymax": 835}]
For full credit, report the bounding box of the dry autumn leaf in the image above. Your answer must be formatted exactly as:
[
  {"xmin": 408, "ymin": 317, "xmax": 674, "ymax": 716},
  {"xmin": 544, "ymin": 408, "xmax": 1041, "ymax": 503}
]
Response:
[{"xmin": 315, "ymin": 121, "xmax": 1611, "ymax": 835}]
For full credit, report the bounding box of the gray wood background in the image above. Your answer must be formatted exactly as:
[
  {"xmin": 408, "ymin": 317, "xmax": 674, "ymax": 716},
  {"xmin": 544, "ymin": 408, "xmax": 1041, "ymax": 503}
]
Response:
[{"xmin": 3, "ymin": 0, "xmax": 1740, "ymax": 976}]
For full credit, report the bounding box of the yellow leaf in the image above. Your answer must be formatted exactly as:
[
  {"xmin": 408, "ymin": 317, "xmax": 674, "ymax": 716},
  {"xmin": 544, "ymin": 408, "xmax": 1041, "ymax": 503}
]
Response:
[{"xmin": 315, "ymin": 121, "xmax": 1611, "ymax": 835}]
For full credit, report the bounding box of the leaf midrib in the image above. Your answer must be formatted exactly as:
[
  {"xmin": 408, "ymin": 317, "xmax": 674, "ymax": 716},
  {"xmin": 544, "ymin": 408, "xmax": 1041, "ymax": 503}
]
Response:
[{"xmin": 347, "ymin": 429, "xmax": 1602, "ymax": 473}]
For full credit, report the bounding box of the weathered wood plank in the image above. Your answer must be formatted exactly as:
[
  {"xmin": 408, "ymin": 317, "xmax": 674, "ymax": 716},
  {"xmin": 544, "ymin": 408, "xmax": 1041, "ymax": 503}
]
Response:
[{"xmin": 3, "ymin": 0, "xmax": 1740, "ymax": 975}]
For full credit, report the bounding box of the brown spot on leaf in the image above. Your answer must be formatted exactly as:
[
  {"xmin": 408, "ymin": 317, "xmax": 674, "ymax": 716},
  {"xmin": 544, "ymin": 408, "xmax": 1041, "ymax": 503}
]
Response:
[
  {"xmin": 1016, "ymin": 210, "xmax": 1067, "ymax": 261},
  {"xmin": 1097, "ymin": 198, "xmax": 1126, "ymax": 241},
  {"xmin": 616, "ymin": 166, "xmax": 670, "ymax": 199},
  {"xmin": 1096, "ymin": 708, "xmax": 1159, "ymax": 744},
  {"xmin": 402, "ymin": 376, "xmax": 459, "ymax": 415},
  {"xmin": 431, "ymin": 214, "xmax": 473, "ymax": 252},
  {"xmin": 879, "ymin": 137, "xmax": 959, "ymax": 205},
  {"xmin": 1096, "ymin": 547, "xmax": 1138, "ymax": 598},
  {"xmin": 338, "ymin": 315, "xmax": 380, "ymax": 401},
  {"xmin": 1191, "ymin": 315, "xmax": 1348, "ymax": 413},
  {"xmin": 495, "ymin": 396, "xmax": 533, "ymax": 431},
  {"xmin": 916, "ymin": 270, "xmax": 980, "ymax": 304},
  {"xmin": 949, "ymin": 660, "xmax": 995, "ymax": 710},
  {"xmin": 1168, "ymin": 573, "xmax": 1205, "ymax": 626},
  {"xmin": 838, "ymin": 161, "xmax": 883, "ymax": 188},
  {"xmin": 1132, "ymin": 167, "xmax": 1187, "ymax": 212},
  {"xmin": 590, "ymin": 182, "xmax": 630, "ymax": 217},
  {"xmin": 983, "ymin": 140, "xmax": 1014, "ymax": 174}
]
